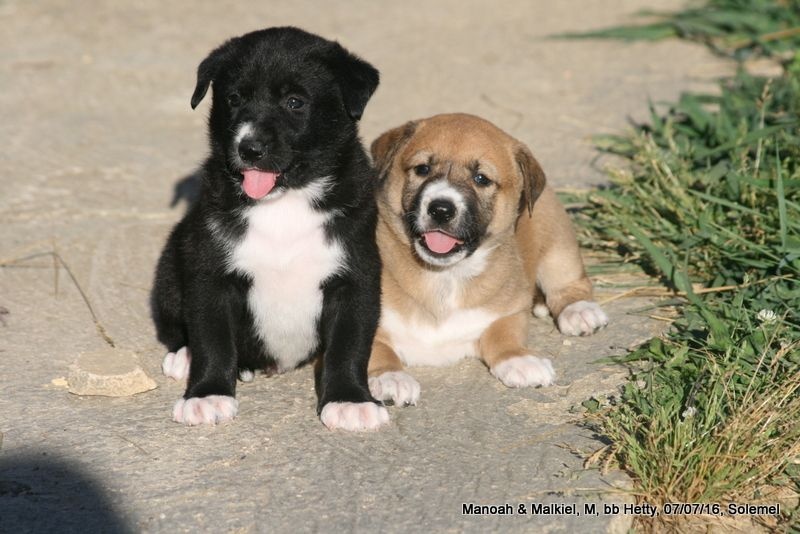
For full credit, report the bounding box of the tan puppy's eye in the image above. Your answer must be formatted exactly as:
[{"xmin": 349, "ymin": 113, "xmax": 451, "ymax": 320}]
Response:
[
  {"xmin": 473, "ymin": 173, "xmax": 492, "ymax": 187},
  {"xmin": 414, "ymin": 164, "xmax": 431, "ymax": 176}
]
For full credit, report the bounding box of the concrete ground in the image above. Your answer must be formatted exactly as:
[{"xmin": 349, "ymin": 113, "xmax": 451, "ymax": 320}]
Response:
[{"xmin": 0, "ymin": 1, "xmax": 731, "ymax": 532}]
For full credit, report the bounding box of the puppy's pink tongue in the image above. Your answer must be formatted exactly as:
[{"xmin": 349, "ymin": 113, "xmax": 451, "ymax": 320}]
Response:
[
  {"xmin": 242, "ymin": 170, "xmax": 278, "ymax": 199},
  {"xmin": 423, "ymin": 231, "xmax": 462, "ymax": 254}
]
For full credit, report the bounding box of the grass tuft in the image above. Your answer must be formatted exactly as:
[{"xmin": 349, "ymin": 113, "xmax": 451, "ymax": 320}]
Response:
[
  {"xmin": 555, "ymin": 0, "xmax": 800, "ymax": 60},
  {"xmin": 570, "ymin": 11, "xmax": 800, "ymax": 531}
]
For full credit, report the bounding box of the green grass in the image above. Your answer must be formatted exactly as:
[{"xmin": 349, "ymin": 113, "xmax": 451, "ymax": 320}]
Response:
[
  {"xmin": 556, "ymin": 0, "xmax": 800, "ymax": 60},
  {"xmin": 565, "ymin": 2, "xmax": 800, "ymax": 530}
]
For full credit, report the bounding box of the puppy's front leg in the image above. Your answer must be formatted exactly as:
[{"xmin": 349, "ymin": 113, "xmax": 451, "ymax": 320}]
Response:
[
  {"xmin": 318, "ymin": 280, "xmax": 389, "ymax": 431},
  {"xmin": 480, "ymin": 311, "xmax": 555, "ymax": 388},
  {"xmin": 172, "ymin": 287, "xmax": 240, "ymax": 425},
  {"xmin": 367, "ymin": 332, "xmax": 421, "ymax": 407}
]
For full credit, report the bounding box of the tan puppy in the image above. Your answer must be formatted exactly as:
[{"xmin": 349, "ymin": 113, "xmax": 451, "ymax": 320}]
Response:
[{"xmin": 367, "ymin": 113, "xmax": 608, "ymax": 406}]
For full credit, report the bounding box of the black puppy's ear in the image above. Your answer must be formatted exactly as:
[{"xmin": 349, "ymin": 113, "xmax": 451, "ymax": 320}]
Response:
[
  {"xmin": 191, "ymin": 38, "xmax": 239, "ymax": 109},
  {"xmin": 327, "ymin": 44, "xmax": 379, "ymax": 120},
  {"xmin": 371, "ymin": 121, "xmax": 418, "ymax": 181},
  {"xmin": 515, "ymin": 145, "xmax": 547, "ymax": 216}
]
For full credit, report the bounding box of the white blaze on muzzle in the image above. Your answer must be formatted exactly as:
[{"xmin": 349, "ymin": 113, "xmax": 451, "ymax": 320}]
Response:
[
  {"xmin": 233, "ymin": 122, "xmax": 279, "ymax": 200},
  {"xmin": 417, "ymin": 179, "xmax": 467, "ymax": 254},
  {"xmin": 234, "ymin": 122, "xmax": 254, "ymax": 146}
]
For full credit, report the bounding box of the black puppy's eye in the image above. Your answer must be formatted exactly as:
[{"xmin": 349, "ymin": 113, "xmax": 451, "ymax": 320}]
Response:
[
  {"xmin": 414, "ymin": 164, "xmax": 430, "ymax": 176},
  {"xmin": 286, "ymin": 96, "xmax": 305, "ymax": 110},
  {"xmin": 227, "ymin": 93, "xmax": 242, "ymax": 107},
  {"xmin": 473, "ymin": 173, "xmax": 492, "ymax": 187}
]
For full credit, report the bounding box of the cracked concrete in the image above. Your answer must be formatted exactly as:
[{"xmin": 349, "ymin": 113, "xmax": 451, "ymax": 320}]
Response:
[{"xmin": 0, "ymin": 0, "xmax": 731, "ymax": 532}]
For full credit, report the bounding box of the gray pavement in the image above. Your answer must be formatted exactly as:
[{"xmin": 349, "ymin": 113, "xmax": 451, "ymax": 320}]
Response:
[{"xmin": 0, "ymin": 1, "xmax": 731, "ymax": 532}]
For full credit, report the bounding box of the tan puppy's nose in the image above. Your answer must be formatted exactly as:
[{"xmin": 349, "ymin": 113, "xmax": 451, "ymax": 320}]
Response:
[{"xmin": 427, "ymin": 199, "xmax": 456, "ymax": 223}]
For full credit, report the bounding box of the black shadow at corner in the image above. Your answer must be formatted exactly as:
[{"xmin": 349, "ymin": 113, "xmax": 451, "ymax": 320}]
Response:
[{"xmin": 0, "ymin": 453, "xmax": 133, "ymax": 534}]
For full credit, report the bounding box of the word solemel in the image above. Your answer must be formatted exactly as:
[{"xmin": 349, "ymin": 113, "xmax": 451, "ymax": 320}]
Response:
[{"xmin": 462, "ymin": 501, "xmax": 782, "ymax": 518}]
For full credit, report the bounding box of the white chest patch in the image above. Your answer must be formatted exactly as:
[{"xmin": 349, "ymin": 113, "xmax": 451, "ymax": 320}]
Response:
[
  {"xmin": 380, "ymin": 244, "xmax": 499, "ymax": 366},
  {"xmin": 381, "ymin": 307, "xmax": 499, "ymax": 367},
  {"xmin": 381, "ymin": 247, "xmax": 500, "ymax": 366},
  {"xmin": 228, "ymin": 184, "xmax": 344, "ymax": 372}
]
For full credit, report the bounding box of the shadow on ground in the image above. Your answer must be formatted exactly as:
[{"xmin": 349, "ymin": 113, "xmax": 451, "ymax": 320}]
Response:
[{"xmin": 0, "ymin": 453, "xmax": 132, "ymax": 533}]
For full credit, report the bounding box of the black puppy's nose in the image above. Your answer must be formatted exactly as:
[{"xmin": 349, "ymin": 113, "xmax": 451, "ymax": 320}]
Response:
[
  {"xmin": 238, "ymin": 139, "xmax": 266, "ymax": 163},
  {"xmin": 427, "ymin": 199, "xmax": 456, "ymax": 223}
]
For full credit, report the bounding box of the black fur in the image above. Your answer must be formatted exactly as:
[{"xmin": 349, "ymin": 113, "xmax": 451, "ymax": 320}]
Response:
[
  {"xmin": 404, "ymin": 179, "xmax": 486, "ymax": 260},
  {"xmin": 151, "ymin": 27, "xmax": 382, "ymax": 418}
]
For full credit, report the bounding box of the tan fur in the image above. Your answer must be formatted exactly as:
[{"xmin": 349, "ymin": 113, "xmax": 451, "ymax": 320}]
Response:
[
  {"xmin": 368, "ymin": 113, "xmax": 599, "ymax": 377},
  {"xmin": 516, "ymin": 187, "xmax": 593, "ymax": 318},
  {"xmin": 478, "ymin": 310, "xmax": 530, "ymax": 368}
]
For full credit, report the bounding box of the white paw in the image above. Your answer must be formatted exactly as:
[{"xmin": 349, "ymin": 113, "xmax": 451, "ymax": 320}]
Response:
[
  {"xmin": 162, "ymin": 346, "xmax": 191, "ymax": 381},
  {"xmin": 532, "ymin": 303, "xmax": 550, "ymax": 318},
  {"xmin": 239, "ymin": 369, "xmax": 255, "ymax": 382},
  {"xmin": 172, "ymin": 395, "xmax": 238, "ymax": 425},
  {"xmin": 491, "ymin": 355, "xmax": 555, "ymax": 388},
  {"xmin": 369, "ymin": 371, "xmax": 421, "ymax": 406},
  {"xmin": 320, "ymin": 402, "xmax": 389, "ymax": 431},
  {"xmin": 558, "ymin": 300, "xmax": 609, "ymax": 336}
]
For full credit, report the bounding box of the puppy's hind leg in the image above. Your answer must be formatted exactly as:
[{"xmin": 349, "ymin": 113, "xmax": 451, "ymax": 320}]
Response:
[
  {"xmin": 480, "ymin": 311, "xmax": 555, "ymax": 388},
  {"xmin": 151, "ymin": 244, "xmax": 191, "ymax": 380},
  {"xmin": 532, "ymin": 285, "xmax": 549, "ymax": 320},
  {"xmin": 538, "ymin": 259, "xmax": 608, "ymax": 337},
  {"xmin": 367, "ymin": 332, "xmax": 420, "ymax": 407},
  {"xmin": 163, "ymin": 346, "xmax": 191, "ymax": 381},
  {"xmin": 522, "ymin": 192, "xmax": 608, "ymax": 336}
]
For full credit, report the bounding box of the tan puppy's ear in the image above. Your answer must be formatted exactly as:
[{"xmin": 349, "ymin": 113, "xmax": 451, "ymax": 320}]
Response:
[
  {"xmin": 371, "ymin": 121, "xmax": 418, "ymax": 181},
  {"xmin": 515, "ymin": 145, "xmax": 547, "ymax": 215}
]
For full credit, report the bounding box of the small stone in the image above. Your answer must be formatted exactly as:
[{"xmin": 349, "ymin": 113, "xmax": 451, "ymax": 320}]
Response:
[
  {"xmin": 68, "ymin": 348, "xmax": 157, "ymax": 397},
  {"xmin": 50, "ymin": 377, "xmax": 68, "ymax": 387}
]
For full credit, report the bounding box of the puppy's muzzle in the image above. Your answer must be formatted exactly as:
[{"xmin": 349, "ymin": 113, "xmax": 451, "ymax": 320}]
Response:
[
  {"xmin": 427, "ymin": 199, "xmax": 456, "ymax": 224},
  {"xmin": 238, "ymin": 138, "xmax": 267, "ymax": 165},
  {"xmin": 412, "ymin": 186, "xmax": 470, "ymax": 262},
  {"xmin": 234, "ymin": 128, "xmax": 282, "ymax": 200}
]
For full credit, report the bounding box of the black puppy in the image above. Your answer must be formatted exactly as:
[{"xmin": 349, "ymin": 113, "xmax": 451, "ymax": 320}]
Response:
[{"xmin": 151, "ymin": 27, "xmax": 388, "ymax": 430}]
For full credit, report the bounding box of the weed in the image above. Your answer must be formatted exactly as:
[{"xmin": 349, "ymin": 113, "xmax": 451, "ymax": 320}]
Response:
[
  {"xmin": 569, "ymin": 7, "xmax": 800, "ymax": 531},
  {"xmin": 557, "ymin": 0, "xmax": 800, "ymax": 60}
]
